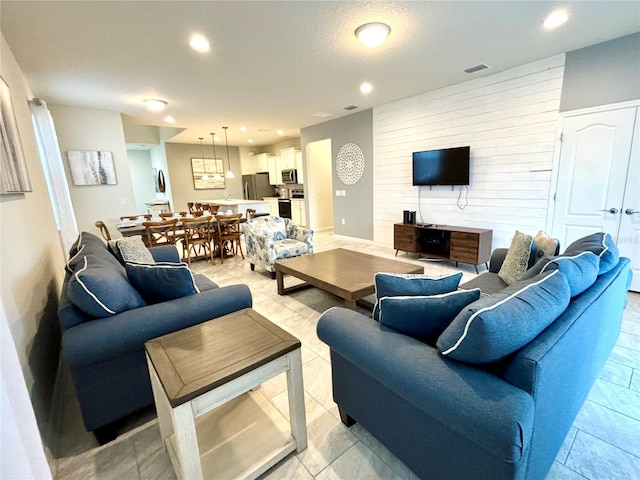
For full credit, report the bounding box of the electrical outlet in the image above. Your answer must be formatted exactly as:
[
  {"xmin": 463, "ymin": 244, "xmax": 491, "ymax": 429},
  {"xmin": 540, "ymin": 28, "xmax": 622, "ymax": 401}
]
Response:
[
  {"xmin": 335, "ymin": 190, "xmax": 341, "ymax": 197},
  {"xmin": 341, "ymin": 190, "xmax": 346, "ymax": 196},
  {"xmin": 341, "ymin": 219, "xmax": 346, "ymax": 225}
]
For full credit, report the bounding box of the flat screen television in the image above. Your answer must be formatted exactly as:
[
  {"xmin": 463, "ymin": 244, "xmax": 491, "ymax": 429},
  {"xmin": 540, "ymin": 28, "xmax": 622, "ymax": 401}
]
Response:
[{"xmin": 412, "ymin": 146, "xmax": 470, "ymax": 186}]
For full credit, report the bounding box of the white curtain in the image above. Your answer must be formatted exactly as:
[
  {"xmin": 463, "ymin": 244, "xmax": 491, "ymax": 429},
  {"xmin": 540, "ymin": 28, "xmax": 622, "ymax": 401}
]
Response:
[{"xmin": 29, "ymin": 98, "xmax": 78, "ymax": 253}]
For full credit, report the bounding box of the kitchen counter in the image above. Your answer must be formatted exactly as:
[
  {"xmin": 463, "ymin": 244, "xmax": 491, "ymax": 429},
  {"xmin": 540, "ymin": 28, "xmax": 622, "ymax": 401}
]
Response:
[
  {"xmin": 202, "ymin": 199, "xmax": 267, "ymax": 217},
  {"xmin": 203, "ymin": 198, "xmax": 267, "ymax": 206}
]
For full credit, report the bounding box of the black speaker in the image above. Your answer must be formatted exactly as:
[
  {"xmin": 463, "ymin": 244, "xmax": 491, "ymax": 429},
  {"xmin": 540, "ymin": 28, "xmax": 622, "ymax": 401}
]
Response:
[{"xmin": 403, "ymin": 210, "xmax": 411, "ymax": 223}]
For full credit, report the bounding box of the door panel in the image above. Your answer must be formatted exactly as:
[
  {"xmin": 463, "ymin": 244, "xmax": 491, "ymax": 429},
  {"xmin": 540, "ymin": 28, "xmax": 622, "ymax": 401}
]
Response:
[
  {"xmin": 618, "ymin": 109, "xmax": 640, "ymax": 291},
  {"xmin": 552, "ymin": 108, "xmax": 636, "ymax": 248}
]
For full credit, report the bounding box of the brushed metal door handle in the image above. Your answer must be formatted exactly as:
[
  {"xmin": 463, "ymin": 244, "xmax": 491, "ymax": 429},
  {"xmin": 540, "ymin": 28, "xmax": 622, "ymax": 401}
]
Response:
[
  {"xmin": 625, "ymin": 208, "xmax": 638, "ymax": 215},
  {"xmin": 600, "ymin": 208, "xmax": 619, "ymax": 214}
]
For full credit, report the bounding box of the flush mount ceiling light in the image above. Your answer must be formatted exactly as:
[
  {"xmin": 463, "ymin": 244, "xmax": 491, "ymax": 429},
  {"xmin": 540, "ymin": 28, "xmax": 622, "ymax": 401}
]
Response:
[
  {"xmin": 355, "ymin": 22, "xmax": 391, "ymax": 48},
  {"xmin": 164, "ymin": 115, "xmax": 176, "ymax": 123},
  {"xmin": 189, "ymin": 33, "xmax": 210, "ymax": 52},
  {"xmin": 543, "ymin": 9, "xmax": 568, "ymax": 29},
  {"xmin": 240, "ymin": 126, "xmax": 248, "ymax": 132},
  {"xmin": 247, "ymin": 139, "xmax": 254, "ymax": 144},
  {"xmin": 360, "ymin": 82, "xmax": 373, "ymax": 94},
  {"xmin": 143, "ymin": 99, "xmax": 167, "ymax": 111},
  {"xmin": 277, "ymin": 130, "xmax": 284, "ymax": 136}
]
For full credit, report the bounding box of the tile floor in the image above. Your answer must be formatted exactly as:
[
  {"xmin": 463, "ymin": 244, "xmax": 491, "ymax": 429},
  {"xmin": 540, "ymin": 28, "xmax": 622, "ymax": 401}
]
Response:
[{"xmin": 52, "ymin": 231, "xmax": 640, "ymax": 480}]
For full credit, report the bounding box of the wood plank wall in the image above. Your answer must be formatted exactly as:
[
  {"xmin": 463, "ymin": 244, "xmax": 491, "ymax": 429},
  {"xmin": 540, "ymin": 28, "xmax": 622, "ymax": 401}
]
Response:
[{"xmin": 373, "ymin": 55, "xmax": 565, "ymax": 250}]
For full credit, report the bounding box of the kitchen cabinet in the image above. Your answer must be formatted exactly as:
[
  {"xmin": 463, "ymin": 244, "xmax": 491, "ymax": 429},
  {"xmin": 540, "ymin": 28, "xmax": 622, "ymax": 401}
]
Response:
[
  {"xmin": 291, "ymin": 199, "xmax": 306, "ymax": 226},
  {"xmin": 278, "ymin": 148, "xmax": 298, "ymax": 170},
  {"xmin": 263, "ymin": 198, "xmax": 279, "ymax": 216},
  {"xmin": 268, "ymin": 156, "xmax": 280, "ymax": 185},
  {"xmin": 295, "ymin": 150, "xmax": 304, "ymax": 184},
  {"xmin": 253, "ymin": 153, "xmax": 273, "ymax": 173}
]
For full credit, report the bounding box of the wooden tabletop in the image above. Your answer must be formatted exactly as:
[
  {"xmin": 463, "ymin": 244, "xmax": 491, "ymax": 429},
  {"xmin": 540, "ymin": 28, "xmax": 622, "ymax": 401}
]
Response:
[
  {"xmin": 275, "ymin": 248, "xmax": 424, "ymax": 301},
  {"xmin": 145, "ymin": 308, "xmax": 300, "ymax": 407}
]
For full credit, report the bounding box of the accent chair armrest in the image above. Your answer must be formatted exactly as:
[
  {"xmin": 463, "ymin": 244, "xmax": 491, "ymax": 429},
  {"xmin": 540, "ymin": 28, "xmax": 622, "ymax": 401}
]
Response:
[{"xmin": 489, "ymin": 248, "xmax": 509, "ymax": 273}]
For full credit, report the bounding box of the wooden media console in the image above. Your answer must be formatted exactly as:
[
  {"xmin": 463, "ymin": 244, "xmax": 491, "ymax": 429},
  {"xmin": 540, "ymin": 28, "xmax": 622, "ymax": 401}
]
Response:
[{"xmin": 394, "ymin": 223, "xmax": 492, "ymax": 272}]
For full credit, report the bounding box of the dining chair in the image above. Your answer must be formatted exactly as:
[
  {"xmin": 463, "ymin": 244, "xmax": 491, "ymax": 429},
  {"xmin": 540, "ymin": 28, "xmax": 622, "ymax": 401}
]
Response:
[
  {"xmin": 180, "ymin": 216, "xmax": 214, "ymax": 265},
  {"xmin": 187, "ymin": 202, "xmax": 195, "ymax": 214},
  {"xmin": 95, "ymin": 221, "xmax": 112, "ymax": 241},
  {"xmin": 191, "ymin": 210, "xmax": 205, "ymax": 217},
  {"xmin": 120, "ymin": 214, "xmax": 151, "ymax": 221},
  {"xmin": 159, "ymin": 212, "xmax": 187, "ymax": 219},
  {"xmin": 246, "ymin": 208, "xmax": 257, "ymax": 220},
  {"xmin": 142, "ymin": 218, "xmax": 179, "ymax": 246},
  {"xmin": 214, "ymin": 214, "xmax": 244, "ymax": 264}
]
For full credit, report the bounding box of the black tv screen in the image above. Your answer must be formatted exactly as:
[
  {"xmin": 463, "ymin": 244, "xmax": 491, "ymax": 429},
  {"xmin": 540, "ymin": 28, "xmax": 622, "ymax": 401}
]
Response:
[{"xmin": 412, "ymin": 146, "xmax": 470, "ymax": 186}]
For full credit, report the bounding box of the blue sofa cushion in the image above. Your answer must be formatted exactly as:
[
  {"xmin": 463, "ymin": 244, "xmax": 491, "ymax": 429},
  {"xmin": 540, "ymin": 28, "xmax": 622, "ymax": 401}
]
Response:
[
  {"xmin": 125, "ymin": 261, "xmax": 200, "ymax": 304},
  {"xmin": 498, "ymin": 230, "xmax": 535, "ymax": 285},
  {"xmin": 437, "ymin": 270, "xmax": 571, "ymax": 364},
  {"xmin": 373, "ymin": 271, "xmax": 462, "ymax": 320},
  {"xmin": 116, "ymin": 236, "xmax": 155, "ymax": 264},
  {"xmin": 539, "ymin": 251, "xmax": 600, "ymax": 298},
  {"xmin": 379, "ymin": 288, "xmax": 481, "ymax": 344},
  {"xmin": 564, "ymin": 232, "xmax": 618, "ymax": 275},
  {"xmin": 67, "ymin": 257, "xmax": 146, "ymax": 318}
]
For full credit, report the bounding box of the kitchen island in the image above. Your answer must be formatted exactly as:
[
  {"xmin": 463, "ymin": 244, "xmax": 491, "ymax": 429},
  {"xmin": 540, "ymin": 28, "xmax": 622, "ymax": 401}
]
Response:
[{"xmin": 202, "ymin": 199, "xmax": 267, "ymax": 218}]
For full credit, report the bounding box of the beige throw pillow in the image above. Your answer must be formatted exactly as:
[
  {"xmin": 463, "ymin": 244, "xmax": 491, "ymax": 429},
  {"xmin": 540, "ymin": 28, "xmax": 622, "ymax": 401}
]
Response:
[
  {"xmin": 498, "ymin": 231, "xmax": 534, "ymax": 285},
  {"xmin": 116, "ymin": 236, "xmax": 155, "ymax": 264},
  {"xmin": 535, "ymin": 230, "xmax": 559, "ymax": 259}
]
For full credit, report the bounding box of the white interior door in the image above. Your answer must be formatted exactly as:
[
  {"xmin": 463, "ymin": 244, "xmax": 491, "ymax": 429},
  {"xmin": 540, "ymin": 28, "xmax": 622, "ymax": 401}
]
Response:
[
  {"xmin": 552, "ymin": 107, "xmax": 636, "ymax": 248},
  {"xmin": 617, "ymin": 109, "xmax": 640, "ymax": 291}
]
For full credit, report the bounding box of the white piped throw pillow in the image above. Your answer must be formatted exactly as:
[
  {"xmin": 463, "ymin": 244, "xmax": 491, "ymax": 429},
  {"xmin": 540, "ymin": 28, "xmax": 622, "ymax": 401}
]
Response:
[{"xmin": 437, "ymin": 270, "xmax": 570, "ymax": 364}]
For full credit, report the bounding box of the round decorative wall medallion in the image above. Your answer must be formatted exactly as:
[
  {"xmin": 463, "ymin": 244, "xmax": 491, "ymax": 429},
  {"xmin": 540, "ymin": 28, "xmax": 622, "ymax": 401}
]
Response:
[{"xmin": 336, "ymin": 142, "xmax": 365, "ymax": 185}]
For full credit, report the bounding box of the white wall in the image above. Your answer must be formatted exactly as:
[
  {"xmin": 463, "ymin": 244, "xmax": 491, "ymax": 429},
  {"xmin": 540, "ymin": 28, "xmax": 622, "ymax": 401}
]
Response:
[
  {"xmin": 127, "ymin": 149, "xmax": 156, "ymax": 213},
  {"xmin": 49, "ymin": 105, "xmax": 137, "ymax": 235},
  {"xmin": 306, "ymin": 139, "xmax": 333, "ymax": 230},
  {"xmin": 0, "ymin": 33, "xmax": 64, "ymax": 475},
  {"xmin": 373, "ymin": 55, "xmax": 565, "ymax": 249}
]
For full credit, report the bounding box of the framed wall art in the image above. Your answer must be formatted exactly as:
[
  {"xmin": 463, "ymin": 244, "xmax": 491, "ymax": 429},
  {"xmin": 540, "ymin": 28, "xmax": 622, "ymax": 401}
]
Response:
[
  {"xmin": 191, "ymin": 157, "xmax": 225, "ymax": 189},
  {"xmin": 67, "ymin": 150, "xmax": 117, "ymax": 186},
  {"xmin": 0, "ymin": 76, "xmax": 32, "ymax": 194}
]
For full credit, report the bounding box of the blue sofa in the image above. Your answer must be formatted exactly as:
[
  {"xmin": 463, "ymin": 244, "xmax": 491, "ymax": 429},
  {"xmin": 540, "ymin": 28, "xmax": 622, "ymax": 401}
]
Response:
[
  {"xmin": 58, "ymin": 232, "xmax": 252, "ymax": 441},
  {"xmin": 317, "ymin": 234, "xmax": 631, "ymax": 480}
]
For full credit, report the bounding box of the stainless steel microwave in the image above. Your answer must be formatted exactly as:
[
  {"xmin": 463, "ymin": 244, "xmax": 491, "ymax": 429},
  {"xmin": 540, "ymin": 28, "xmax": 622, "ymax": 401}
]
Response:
[{"xmin": 282, "ymin": 169, "xmax": 298, "ymax": 184}]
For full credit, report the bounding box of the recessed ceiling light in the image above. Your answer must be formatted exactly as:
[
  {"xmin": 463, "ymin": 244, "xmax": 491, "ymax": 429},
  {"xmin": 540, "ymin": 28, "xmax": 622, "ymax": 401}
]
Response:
[
  {"xmin": 143, "ymin": 99, "xmax": 167, "ymax": 111},
  {"xmin": 355, "ymin": 22, "xmax": 391, "ymax": 48},
  {"xmin": 189, "ymin": 34, "xmax": 210, "ymax": 52},
  {"xmin": 214, "ymin": 136, "xmax": 221, "ymax": 142},
  {"xmin": 247, "ymin": 139, "xmax": 254, "ymax": 144},
  {"xmin": 164, "ymin": 115, "xmax": 176, "ymax": 123},
  {"xmin": 277, "ymin": 130, "xmax": 284, "ymax": 136},
  {"xmin": 360, "ymin": 82, "xmax": 373, "ymax": 94},
  {"xmin": 240, "ymin": 126, "xmax": 248, "ymax": 132},
  {"xmin": 543, "ymin": 9, "xmax": 568, "ymax": 29}
]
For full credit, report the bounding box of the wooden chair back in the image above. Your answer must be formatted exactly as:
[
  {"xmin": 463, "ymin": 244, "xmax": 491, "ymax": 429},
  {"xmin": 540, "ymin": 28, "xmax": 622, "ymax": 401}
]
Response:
[
  {"xmin": 214, "ymin": 214, "xmax": 244, "ymax": 263},
  {"xmin": 246, "ymin": 208, "xmax": 257, "ymax": 220},
  {"xmin": 187, "ymin": 202, "xmax": 195, "ymax": 214},
  {"xmin": 142, "ymin": 218, "xmax": 179, "ymax": 246},
  {"xmin": 159, "ymin": 212, "xmax": 187, "ymax": 219},
  {"xmin": 181, "ymin": 216, "xmax": 214, "ymax": 265},
  {"xmin": 95, "ymin": 221, "xmax": 112, "ymax": 241}
]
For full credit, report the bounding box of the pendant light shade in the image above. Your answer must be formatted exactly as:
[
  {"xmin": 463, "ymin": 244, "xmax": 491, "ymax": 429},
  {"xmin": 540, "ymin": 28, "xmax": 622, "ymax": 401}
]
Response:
[
  {"xmin": 210, "ymin": 132, "xmax": 223, "ymax": 181},
  {"xmin": 223, "ymin": 126, "xmax": 235, "ymax": 179},
  {"xmin": 199, "ymin": 137, "xmax": 209, "ymax": 181}
]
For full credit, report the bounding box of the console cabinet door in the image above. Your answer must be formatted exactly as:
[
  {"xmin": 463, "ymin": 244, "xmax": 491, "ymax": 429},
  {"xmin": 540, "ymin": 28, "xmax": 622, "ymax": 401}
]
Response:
[
  {"xmin": 394, "ymin": 224, "xmax": 418, "ymax": 252},
  {"xmin": 450, "ymin": 233, "xmax": 479, "ymax": 264}
]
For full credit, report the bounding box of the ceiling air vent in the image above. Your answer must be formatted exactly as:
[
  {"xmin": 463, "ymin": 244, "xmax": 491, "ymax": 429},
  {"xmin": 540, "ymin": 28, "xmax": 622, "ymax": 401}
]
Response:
[
  {"xmin": 257, "ymin": 129, "xmax": 270, "ymax": 132},
  {"xmin": 343, "ymin": 105, "xmax": 358, "ymax": 111},
  {"xmin": 464, "ymin": 64, "xmax": 489, "ymax": 74}
]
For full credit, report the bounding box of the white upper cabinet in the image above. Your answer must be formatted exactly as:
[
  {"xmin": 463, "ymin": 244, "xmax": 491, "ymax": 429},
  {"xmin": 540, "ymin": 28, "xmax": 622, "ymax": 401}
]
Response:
[{"xmin": 253, "ymin": 153, "xmax": 273, "ymax": 173}]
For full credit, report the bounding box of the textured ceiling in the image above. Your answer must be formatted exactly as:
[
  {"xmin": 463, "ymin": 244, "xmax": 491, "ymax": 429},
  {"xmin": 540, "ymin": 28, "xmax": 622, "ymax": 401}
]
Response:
[{"xmin": 2, "ymin": 1, "xmax": 639, "ymax": 146}]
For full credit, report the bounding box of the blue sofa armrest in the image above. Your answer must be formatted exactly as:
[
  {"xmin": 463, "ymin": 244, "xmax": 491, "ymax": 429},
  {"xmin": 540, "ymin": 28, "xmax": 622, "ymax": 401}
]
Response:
[
  {"xmin": 317, "ymin": 307, "xmax": 535, "ymax": 463},
  {"xmin": 63, "ymin": 284, "xmax": 252, "ymax": 365},
  {"xmin": 149, "ymin": 244, "xmax": 181, "ymax": 263}
]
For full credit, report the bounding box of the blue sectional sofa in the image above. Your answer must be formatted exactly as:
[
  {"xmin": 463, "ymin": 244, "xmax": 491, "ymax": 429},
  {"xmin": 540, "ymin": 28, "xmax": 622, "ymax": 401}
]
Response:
[
  {"xmin": 317, "ymin": 233, "xmax": 631, "ymax": 480},
  {"xmin": 58, "ymin": 232, "xmax": 252, "ymax": 441}
]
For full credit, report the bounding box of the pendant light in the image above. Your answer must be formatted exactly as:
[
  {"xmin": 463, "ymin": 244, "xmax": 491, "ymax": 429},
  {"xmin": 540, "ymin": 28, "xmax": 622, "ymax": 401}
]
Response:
[
  {"xmin": 209, "ymin": 132, "xmax": 223, "ymax": 181},
  {"xmin": 223, "ymin": 126, "xmax": 235, "ymax": 179},
  {"xmin": 199, "ymin": 137, "xmax": 209, "ymax": 181}
]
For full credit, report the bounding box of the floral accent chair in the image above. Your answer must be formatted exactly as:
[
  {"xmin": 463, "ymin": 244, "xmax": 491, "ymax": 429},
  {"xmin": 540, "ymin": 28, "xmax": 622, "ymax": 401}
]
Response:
[{"xmin": 242, "ymin": 216, "xmax": 314, "ymax": 278}]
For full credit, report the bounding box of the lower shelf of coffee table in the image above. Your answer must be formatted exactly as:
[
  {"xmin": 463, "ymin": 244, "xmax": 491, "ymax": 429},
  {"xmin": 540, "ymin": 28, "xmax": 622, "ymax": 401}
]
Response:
[{"xmin": 165, "ymin": 390, "xmax": 295, "ymax": 480}]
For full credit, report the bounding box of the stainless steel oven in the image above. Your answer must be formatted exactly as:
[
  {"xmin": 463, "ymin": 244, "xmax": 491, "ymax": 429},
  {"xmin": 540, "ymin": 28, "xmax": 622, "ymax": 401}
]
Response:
[
  {"xmin": 281, "ymin": 169, "xmax": 298, "ymax": 184},
  {"xmin": 278, "ymin": 198, "xmax": 292, "ymax": 219}
]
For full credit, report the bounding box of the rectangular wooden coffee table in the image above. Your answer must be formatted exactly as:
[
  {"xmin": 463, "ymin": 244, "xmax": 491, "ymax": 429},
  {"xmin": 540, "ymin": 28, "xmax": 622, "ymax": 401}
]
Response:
[
  {"xmin": 145, "ymin": 308, "xmax": 307, "ymax": 480},
  {"xmin": 275, "ymin": 248, "xmax": 423, "ymax": 309}
]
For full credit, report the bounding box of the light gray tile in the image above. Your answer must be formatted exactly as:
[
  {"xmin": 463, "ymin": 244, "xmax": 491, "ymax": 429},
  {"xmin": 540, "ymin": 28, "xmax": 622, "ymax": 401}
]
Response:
[
  {"xmin": 545, "ymin": 461, "xmax": 589, "ymax": 480},
  {"xmin": 616, "ymin": 331, "xmax": 640, "ymax": 352},
  {"xmin": 573, "ymin": 400, "xmax": 640, "ymax": 456},
  {"xmin": 260, "ymin": 454, "xmax": 314, "ymax": 480},
  {"xmin": 587, "ymin": 378, "xmax": 640, "ymax": 420},
  {"xmin": 315, "ymin": 441, "xmax": 403, "ymax": 480},
  {"xmin": 621, "ymin": 320, "xmax": 640, "ymax": 336},
  {"xmin": 598, "ymin": 360, "xmax": 633, "ymax": 387},
  {"xmin": 606, "ymin": 345, "xmax": 640, "ymax": 369},
  {"xmin": 301, "ymin": 356, "xmax": 338, "ymax": 417},
  {"xmin": 555, "ymin": 427, "xmax": 578, "ymax": 465},
  {"xmin": 565, "ymin": 431, "xmax": 640, "ymax": 480}
]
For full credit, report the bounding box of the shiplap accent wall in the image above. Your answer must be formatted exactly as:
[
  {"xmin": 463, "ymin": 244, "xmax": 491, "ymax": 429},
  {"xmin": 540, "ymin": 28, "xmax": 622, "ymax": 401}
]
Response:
[{"xmin": 373, "ymin": 55, "xmax": 565, "ymax": 250}]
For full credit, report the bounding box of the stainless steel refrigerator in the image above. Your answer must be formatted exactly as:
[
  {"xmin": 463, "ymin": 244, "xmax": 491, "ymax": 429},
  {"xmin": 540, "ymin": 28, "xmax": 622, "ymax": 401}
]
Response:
[{"xmin": 243, "ymin": 173, "xmax": 273, "ymax": 200}]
